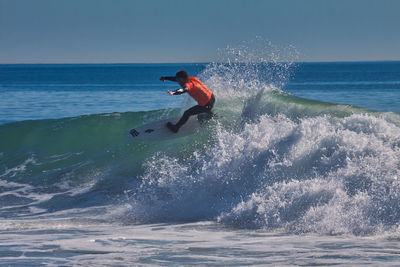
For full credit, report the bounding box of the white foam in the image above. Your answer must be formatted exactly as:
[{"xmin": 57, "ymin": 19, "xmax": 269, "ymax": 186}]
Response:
[
  {"xmin": 123, "ymin": 48, "xmax": 400, "ymax": 235},
  {"xmin": 0, "ymin": 156, "xmax": 36, "ymax": 178}
]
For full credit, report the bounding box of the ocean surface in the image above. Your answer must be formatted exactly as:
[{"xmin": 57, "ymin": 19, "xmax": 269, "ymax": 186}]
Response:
[{"xmin": 1, "ymin": 59, "xmax": 400, "ymax": 266}]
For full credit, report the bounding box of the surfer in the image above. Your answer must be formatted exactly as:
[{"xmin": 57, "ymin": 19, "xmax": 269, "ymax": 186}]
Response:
[{"xmin": 160, "ymin": 70, "xmax": 215, "ymax": 133}]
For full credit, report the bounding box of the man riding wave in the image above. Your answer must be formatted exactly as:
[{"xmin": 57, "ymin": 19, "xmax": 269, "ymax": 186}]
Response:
[{"xmin": 160, "ymin": 70, "xmax": 215, "ymax": 133}]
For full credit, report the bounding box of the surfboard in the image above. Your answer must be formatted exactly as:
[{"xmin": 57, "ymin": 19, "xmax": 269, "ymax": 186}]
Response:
[{"xmin": 128, "ymin": 113, "xmax": 212, "ymax": 140}]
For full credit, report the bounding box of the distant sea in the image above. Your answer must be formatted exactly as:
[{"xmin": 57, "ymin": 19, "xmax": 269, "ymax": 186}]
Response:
[
  {"xmin": 1, "ymin": 61, "xmax": 400, "ymax": 266},
  {"xmin": 1, "ymin": 61, "xmax": 399, "ymax": 124}
]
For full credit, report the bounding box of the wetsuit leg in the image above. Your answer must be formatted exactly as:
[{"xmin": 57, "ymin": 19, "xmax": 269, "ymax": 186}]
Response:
[
  {"xmin": 174, "ymin": 94, "xmax": 216, "ymax": 130},
  {"xmin": 175, "ymin": 105, "xmax": 209, "ymax": 128}
]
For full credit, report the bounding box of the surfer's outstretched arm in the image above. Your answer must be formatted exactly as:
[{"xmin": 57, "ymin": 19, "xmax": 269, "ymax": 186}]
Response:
[
  {"xmin": 166, "ymin": 88, "xmax": 188, "ymax": 95},
  {"xmin": 172, "ymin": 88, "xmax": 188, "ymax": 95},
  {"xmin": 160, "ymin": 76, "xmax": 177, "ymax": 82}
]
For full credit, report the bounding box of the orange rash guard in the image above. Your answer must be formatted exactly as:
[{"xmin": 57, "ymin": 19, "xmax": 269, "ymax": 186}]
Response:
[{"xmin": 184, "ymin": 77, "xmax": 213, "ymax": 106}]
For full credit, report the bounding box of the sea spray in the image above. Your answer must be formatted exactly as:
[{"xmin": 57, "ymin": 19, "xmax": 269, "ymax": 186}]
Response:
[{"xmin": 122, "ymin": 42, "xmax": 400, "ymax": 235}]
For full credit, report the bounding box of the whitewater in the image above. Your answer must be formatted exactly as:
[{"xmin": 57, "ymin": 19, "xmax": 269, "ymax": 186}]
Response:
[{"xmin": 1, "ymin": 47, "xmax": 400, "ymax": 265}]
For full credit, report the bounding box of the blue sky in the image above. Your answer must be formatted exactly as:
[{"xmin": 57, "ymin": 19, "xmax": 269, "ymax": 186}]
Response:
[{"xmin": 1, "ymin": 0, "xmax": 399, "ymax": 63}]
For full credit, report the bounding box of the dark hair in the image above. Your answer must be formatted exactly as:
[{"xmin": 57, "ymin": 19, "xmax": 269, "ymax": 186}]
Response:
[{"xmin": 175, "ymin": 70, "xmax": 189, "ymax": 80}]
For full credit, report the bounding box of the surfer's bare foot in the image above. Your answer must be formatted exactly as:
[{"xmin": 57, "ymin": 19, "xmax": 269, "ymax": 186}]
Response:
[{"xmin": 166, "ymin": 122, "xmax": 179, "ymax": 133}]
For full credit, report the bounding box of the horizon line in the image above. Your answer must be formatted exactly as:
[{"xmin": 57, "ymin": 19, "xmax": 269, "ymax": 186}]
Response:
[{"xmin": 1, "ymin": 59, "xmax": 400, "ymax": 65}]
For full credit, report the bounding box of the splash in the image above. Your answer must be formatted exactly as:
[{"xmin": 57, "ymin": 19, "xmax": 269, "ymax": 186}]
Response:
[{"xmin": 123, "ymin": 41, "xmax": 400, "ymax": 236}]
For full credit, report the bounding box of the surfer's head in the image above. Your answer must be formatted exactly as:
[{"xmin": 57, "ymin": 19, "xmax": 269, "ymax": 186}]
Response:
[{"xmin": 176, "ymin": 70, "xmax": 189, "ymax": 85}]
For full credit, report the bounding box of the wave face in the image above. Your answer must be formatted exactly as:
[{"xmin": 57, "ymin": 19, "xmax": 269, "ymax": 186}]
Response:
[{"xmin": 2, "ymin": 45, "xmax": 400, "ymax": 236}]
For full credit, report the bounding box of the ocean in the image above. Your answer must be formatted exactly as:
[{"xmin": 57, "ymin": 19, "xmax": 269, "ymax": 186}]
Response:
[{"xmin": 1, "ymin": 59, "xmax": 400, "ymax": 266}]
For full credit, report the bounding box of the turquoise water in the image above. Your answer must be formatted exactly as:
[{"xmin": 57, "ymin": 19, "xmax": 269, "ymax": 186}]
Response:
[
  {"xmin": 285, "ymin": 61, "xmax": 400, "ymax": 114},
  {"xmin": 1, "ymin": 59, "xmax": 400, "ymax": 266}
]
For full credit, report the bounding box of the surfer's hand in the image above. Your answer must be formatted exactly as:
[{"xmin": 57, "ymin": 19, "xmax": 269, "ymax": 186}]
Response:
[
  {"xmin": 160, "ymin": 76, "xmax": 166, "ymax": 82},
  {"xmin": 166, "ymin": 90, "xmax": 174, "ymax": 95}
]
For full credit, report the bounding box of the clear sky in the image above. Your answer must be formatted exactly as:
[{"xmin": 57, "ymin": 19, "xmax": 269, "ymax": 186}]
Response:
[{"xmin": 1, "ymin": 0, "xmax": 399, "ymax": 63}]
